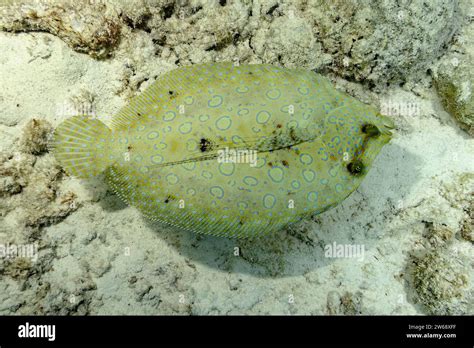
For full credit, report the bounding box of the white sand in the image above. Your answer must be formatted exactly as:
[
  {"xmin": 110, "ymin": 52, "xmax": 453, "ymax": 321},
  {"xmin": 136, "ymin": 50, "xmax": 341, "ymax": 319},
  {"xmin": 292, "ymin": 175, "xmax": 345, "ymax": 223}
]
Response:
[{"xmin": 0, "ymin": 1, "xmax": 472, "ymax": 315}]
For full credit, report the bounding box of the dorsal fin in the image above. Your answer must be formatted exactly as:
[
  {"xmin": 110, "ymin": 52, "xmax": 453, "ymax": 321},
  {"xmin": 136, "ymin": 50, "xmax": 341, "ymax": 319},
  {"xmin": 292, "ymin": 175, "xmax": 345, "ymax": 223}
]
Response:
[
  {"xmin": 109, "ymin": 62, "xmax": 295, "ymax": 130},
  {"xmin": 110, "ymin": 66, "xmax": 188, "ymax": 130}
]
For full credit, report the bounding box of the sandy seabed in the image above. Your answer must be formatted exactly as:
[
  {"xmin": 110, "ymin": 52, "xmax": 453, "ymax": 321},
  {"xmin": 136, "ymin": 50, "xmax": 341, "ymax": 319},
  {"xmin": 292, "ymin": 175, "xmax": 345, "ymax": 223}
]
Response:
[{"xmin": 0, "ymin": 0, "xmax": 472, "ymax": 315}]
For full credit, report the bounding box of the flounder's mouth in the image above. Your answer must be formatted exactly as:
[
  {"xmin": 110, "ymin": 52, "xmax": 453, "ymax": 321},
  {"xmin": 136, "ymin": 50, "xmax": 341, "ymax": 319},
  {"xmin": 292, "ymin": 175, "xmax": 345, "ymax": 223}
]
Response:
[
  {"xmin": 380, "ymin": 116, "xmax": 395, "ymax": 137},
  {"xmin": 381, "ymin": 127, "xmax": 393, "ymax": 137},
  {"xmin": 353, "ymin": 117, "xmax": 394, "ymax": 170},
  {"xmin": 384, "ymin": 120, "xmax": 395, "ymax": 128}
]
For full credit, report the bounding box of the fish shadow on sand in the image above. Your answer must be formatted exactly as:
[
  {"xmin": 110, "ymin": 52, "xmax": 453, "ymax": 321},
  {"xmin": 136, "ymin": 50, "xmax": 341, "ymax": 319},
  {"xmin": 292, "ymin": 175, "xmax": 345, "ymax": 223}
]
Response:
[
  {"xmin": 79, "ymin": 174, "xmax": 129, "ymax": 212},
  {"xmin": 145, "ymin": 142, "xmax": 422, "ymax": 279},
  {"xmin": 98, "ymin": 189, "xmax": 129, "ymax": 212}
]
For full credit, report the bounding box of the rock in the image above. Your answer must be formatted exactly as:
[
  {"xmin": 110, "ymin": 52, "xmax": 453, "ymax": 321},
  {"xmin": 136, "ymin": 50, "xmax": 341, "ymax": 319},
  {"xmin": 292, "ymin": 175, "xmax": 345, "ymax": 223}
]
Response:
[
  {"xmin": 0, "ymin": 0, "xmax": 461, "ymax": 87},
  {"xmin": 3, "ymin": 257, "xmax": 33, "ymax": 280},
  {"xmin": 0, "ymin": 175, "xmax": 22, "ymax": 196},
  {"xmin": 409, "ymin": 245, "xmax": 472, "ymax": 314},
  {"xmin": 340, "ymin": 291, "xmax": 363, "ymax": 315},
  {"xmin": 0, "ymin": 152, "xmax": 35, "ymax": 198},
  {"xmin": 0, "ymin": 147, "xmax": 79, "ymax": 229},
  {"xmin": 0, "ymin": 0, "xmax": 472, "ymax": 317},
  {"xmin": 19, "ymin": 118, "xmax": 53, "ymax": 155},
  {"xmin": 422, "ymin": 221, "xmax": 455, "ymax": 248},
  {"xmin": 433, "ymin": 17, "xmax": 474, "ymax": 135},
  {"xmin": 326, "ymin": 290, "xmax": 342, "ymax": 314},
  {"xmin": 252, "ymin": 13, "xmax": 324, "ymax": 69},
  {"xmin": 460, "ymin": 199, "xmax": 473, "ymax": 242},
  {"xmin": 0, "ymin": 0, "xmax": 121, "ymax": 59},
  {"xmin": 305, "ymin": 0, "xmax": 460, "ymax": 85},
  {"xmin": 326, "ymin": 290, "xmax": 364, "ymax": 314}
]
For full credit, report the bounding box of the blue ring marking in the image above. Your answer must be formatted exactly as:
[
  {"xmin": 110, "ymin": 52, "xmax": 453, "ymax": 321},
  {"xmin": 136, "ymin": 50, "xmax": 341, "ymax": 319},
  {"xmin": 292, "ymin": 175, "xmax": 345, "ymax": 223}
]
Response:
[
  {"xmin": 329, "ymin": 166, "xmax": 339, "ymax": 177},
  {"xmin": 147, "ymin": 131, "xmax": 159, "ymax": 139},
  {"xmin": 202, "ymin": 170, "xmax": 213, "ymax": 179},
  {"xmin": 236, "ymin": 86, "xmax": 250, "ymax": 93},
  {"xmin": 297, "ymin": 87, "xmax": 310, "ymax": 95},
  {"xmin": 216, "ymin": 116, "xmax": 232, "ymax": 130},
  {"xmin": 199, "ymin": 114, "xmax": 210, "ymax": 122},
  {"xmin": 268, "ymin": 167, "xmax": 284, "ymax": 183},
  {"xmin": 266, "ymin": 89, "xmax": 281, "ymax": 100},
  {"xmin": 166, "ymin": 174, "xmax": 179, "ymax": 185},
  {"xmin": 151, "ymin": 154, "xmax": 163, "ymax": 164},
  {"xmin": 291, "ymin": 180, "xmax": 300, "ymax": 189},
  {"xmin": 184, "ymin": 96, "xmax": 194, "ymax": 105},
  {"xmin": 335, "ymin": 183, "xmax": 344, "ymax": 193},
  {"xmin": 299, "ymin": 153, "xmax": 313, "ymax": 165},
  {"xmin": 210, "ymin": 186, "xmax": 224, "ymax": 199},
  {"xmin": 163, "ymin": 111, "xmax": 176, "ymax": 121},
  {"xmin": 237, "ymin": 108, "xmax": 249, "ymax": 116},
  {"xmin": 256, "ymin": 110, "xmax": 271, "ymax": 124},
  {"xmin": 243, "ymin": 176, "xmax": 259, "ymax": 186},
  {"xmin": 307, "ymin": 191, "xmax": 318, "ymax": 203},
  {"xmin": 178, "ymin": 122, "xmax": 193, "ymax": 134},
  {"xmin": 331, "ymin": 136, "xmax": 341, "ymax": 145},
  {"xmin": 263, "ymin": 194, "xmax": 276, "ymax": 209},
  {"xmin": 208, "ymin": 95, "xmax": 223, "ymax": 108},
  {"xmin": 302, "ymin": 169, "xmax": 316, "ymax": 183},
  {"xmin": 218, "ymin": 162, "xmax": 235, "ymax": 176}
]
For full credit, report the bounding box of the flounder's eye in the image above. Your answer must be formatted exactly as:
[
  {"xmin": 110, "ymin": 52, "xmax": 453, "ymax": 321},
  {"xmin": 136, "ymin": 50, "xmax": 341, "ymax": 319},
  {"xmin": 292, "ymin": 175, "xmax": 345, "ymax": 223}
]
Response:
[
  {"xmin": 347, "ymin": 160, "xmax": 364, "ymax": 176},
  {"xmin": 361, "ymin": 124, "xmax": 380, "ymax": 137}
]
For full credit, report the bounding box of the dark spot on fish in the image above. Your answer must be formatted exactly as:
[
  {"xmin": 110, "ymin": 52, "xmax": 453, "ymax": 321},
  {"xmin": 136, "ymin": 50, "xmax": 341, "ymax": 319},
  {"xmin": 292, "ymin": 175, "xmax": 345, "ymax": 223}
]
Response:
[
  {"xmin": 199, "ymin": 138, "xmax": 211, "ymax": 152},
  {"xmin": 282, "ymin": 160, "xmax": 289, "ymax": 167},
  {"xmin": 361, "ymin": 123, "xmax": 380, "ymax": 137},
  {"xmin": 347, "ymin": 160, "xmax": 364, "ymax": 176},
  {"xmin": 137, "ymin": 113, "xmax": 141, "ymax": 117},
  {"xmin": 276, "ymin": 124, "xmax": 282, "ymax": 128},
  {"xmin": 289, "ymin": 127, "xmax": 297, "ymax": 141},
  {"xmin": 127, "ymin": 145, "xmax": 132, "ymax": 151},
  {"xmin": 168, "ymin": 90, "xmax": 177, "ymax": 99},
  {"xmin": 268, "ymin": 162, "xmax": 273, "ymax": 167},
  {"xmin": 164, "ymin": 194, "xmax": 175, "ymax": 203}
]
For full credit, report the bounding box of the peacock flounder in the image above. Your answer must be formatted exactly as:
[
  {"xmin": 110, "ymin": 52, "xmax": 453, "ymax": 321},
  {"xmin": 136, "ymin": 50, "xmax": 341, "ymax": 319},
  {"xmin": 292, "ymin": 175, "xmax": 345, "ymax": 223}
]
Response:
[{"xmin": 51, "ymin": 62, "xmax": 394, "ymax": 238}]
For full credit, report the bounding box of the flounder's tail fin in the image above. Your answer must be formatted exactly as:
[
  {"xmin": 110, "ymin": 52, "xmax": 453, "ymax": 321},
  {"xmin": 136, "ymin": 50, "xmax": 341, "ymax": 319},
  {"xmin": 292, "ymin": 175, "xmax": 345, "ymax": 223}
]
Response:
[{"xmin": 49, "ymin": 116, "xmax": 114, "ymax": 178}]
